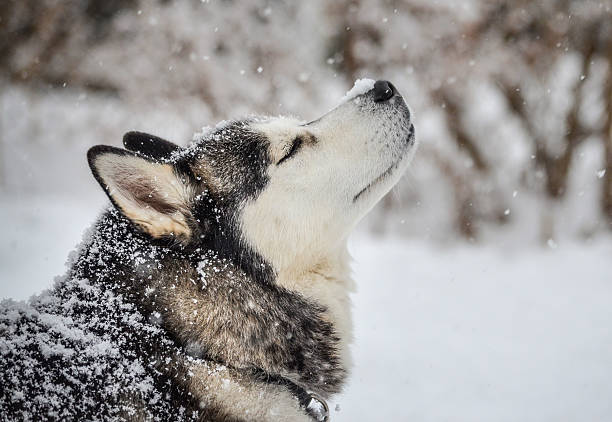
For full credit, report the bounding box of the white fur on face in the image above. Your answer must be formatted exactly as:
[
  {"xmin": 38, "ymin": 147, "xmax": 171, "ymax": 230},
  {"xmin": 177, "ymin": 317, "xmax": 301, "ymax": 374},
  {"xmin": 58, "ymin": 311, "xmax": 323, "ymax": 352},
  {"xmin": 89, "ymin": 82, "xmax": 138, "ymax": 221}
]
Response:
[
  {"xmin": 239, "ymin": 89, "xmax": 415, "ymax": 368},
  {"xmin": 241, "ymin": 91, "xmax": 416, "ymax": 276}
]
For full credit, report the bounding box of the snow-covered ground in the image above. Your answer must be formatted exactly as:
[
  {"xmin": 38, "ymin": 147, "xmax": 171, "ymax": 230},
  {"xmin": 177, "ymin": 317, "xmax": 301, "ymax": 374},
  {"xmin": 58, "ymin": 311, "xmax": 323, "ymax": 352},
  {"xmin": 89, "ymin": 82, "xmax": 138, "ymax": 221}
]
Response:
[
  {"xmin": 334, "ymin": 236, "xmax": 612, "ymax": 422},
  {"xmin": 1, "ymin": 195, "xmax": 611, "ymax": 421}
]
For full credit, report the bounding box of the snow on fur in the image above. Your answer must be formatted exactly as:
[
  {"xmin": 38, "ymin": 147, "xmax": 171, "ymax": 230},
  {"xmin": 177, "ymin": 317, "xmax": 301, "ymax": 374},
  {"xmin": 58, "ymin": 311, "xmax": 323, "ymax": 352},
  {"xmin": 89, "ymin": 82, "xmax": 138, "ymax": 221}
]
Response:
[
  {"xmin": 0, "ymin": 209, "xmax": 217, "ymax": 421},
  {"xmin": 0, "ymin": 278, "xmax": 188, "ymax": 420},
  {"xmin": 339, "ymin": 78, "xmax": 376, "ymax": 104}
]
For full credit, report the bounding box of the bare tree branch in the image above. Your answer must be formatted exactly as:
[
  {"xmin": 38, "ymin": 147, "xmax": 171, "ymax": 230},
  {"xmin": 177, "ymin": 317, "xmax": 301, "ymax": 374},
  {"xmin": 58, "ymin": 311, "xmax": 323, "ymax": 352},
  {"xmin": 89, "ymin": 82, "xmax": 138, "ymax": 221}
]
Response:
[
  {"xmin": 498, "ymin": 32, "xmax": 597, "ymax": 199},
  {"xmin": 434, "ymin": 89, "xmax": 489, "ymax": 172}
]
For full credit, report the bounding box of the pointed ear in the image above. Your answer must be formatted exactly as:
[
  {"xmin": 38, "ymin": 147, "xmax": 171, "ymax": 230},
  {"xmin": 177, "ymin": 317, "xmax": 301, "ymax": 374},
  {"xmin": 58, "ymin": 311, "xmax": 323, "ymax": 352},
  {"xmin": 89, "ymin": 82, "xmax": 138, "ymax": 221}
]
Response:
[
  {"xmin": 88, "ymin": 145, "xmax": 195, "ymax": 243},
  {"xmin": 122, "ymin": 131, "xmax": 182, "ymax": 161}
]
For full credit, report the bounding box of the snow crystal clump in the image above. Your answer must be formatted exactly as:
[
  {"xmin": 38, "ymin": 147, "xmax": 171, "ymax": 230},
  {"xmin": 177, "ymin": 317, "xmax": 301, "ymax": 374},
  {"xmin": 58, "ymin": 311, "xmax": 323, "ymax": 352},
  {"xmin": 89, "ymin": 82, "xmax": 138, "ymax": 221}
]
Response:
[
  {"xmin": 340, "ymin": 78, "xmax": 376, "ymax": 103},
  {"xmin": 191, "ymin": 125, "xmax": 217, "ymax": 143},
  {"xmin": 197, "ymin": 260, "xmax": 209, "ymax": 288}
]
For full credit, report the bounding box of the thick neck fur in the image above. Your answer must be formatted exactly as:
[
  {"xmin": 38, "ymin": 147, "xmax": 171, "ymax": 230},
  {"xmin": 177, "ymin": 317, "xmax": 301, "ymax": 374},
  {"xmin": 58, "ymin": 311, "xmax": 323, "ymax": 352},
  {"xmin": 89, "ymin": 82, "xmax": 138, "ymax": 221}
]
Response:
[
  {"xmin": 72, "ymin": 208, "xmax": 347, "ymax": 399},
  {"xmin": 238, "ymin": 197, "xmax": 357, "ymax": 371},
  {"xmin": 274, "ymin": 245, "xmax": 355, "ymax": 370}
]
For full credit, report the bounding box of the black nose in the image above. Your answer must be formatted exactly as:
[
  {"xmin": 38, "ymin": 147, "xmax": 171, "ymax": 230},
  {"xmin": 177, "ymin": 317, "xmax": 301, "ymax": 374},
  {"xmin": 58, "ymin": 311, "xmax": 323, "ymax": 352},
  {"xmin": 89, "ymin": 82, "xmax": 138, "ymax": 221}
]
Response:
[{"xmin": 373, "ymin": 80, "xmax": 395, "ymax": 102}]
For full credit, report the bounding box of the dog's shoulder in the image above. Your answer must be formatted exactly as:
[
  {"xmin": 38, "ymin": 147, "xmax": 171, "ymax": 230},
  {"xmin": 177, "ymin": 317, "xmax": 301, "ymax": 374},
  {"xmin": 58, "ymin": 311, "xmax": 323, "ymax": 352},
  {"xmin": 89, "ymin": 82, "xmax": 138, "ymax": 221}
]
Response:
[{"xmin": 0, "ymin": 272, "xmax": 207, "ymax": 420}]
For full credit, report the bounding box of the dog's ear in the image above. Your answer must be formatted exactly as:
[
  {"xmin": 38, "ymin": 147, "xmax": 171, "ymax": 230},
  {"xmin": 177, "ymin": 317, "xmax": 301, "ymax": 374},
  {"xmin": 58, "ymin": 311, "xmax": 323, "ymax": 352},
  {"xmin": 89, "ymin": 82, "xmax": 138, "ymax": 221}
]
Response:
[
  {"xmin": 122, "ymin": 131, "xmax": 182, "ymax": 161},
  {"xmin": 88, "ymin": 145, "xmax": 195, "ymax": 243}
]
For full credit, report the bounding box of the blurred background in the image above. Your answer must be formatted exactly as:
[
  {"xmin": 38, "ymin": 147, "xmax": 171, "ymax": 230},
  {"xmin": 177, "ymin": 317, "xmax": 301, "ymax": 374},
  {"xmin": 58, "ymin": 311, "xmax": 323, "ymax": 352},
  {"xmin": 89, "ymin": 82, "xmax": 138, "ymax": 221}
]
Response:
[
  {"xmin": 2, "ymin": 0, "xmax": 612, "ymax": 242},
  {"xmin": 1, "ymin": 1, "xmax": 611, "ymax": 421}
]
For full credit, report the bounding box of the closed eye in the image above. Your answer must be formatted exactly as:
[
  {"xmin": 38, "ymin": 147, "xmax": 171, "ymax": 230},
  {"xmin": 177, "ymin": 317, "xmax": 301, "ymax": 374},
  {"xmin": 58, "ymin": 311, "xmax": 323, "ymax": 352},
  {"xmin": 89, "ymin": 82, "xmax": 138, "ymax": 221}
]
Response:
[{"xmin": 277, "ymin": 137, "xmax": 303, "ymax": 165}]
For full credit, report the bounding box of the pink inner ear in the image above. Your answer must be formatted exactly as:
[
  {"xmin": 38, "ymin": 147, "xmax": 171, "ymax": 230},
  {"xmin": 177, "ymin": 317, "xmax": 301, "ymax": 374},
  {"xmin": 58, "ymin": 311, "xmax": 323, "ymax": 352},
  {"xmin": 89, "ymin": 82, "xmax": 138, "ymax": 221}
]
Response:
[{"xmin": 113, "ymin": 172, "xmax": 178, "ymax": 215}]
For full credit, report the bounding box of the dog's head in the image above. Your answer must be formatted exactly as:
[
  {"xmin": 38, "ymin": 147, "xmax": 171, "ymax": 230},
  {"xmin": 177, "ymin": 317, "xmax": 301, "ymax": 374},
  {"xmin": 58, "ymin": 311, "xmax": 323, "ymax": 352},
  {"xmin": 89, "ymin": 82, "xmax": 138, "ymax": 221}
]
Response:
[{"xmin": 88, "ymin": 80, "xmax": 416, "ymax": 273}]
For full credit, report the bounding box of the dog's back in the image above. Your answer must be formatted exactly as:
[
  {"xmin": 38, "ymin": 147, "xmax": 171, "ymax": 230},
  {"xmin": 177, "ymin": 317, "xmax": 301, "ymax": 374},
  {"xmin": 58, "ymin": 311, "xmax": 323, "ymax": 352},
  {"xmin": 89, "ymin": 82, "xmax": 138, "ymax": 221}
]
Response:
[{"xmin": 0, "ymin": 275, "xmax": 202, "ymax": 420}]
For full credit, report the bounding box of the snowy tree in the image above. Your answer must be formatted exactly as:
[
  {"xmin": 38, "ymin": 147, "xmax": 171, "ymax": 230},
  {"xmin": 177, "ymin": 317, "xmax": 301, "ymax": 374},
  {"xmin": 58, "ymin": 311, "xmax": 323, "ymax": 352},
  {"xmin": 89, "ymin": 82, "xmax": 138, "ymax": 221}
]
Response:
[{"xmin": 1, "ymin": 0, "xmax": 611, "ymax": 242}]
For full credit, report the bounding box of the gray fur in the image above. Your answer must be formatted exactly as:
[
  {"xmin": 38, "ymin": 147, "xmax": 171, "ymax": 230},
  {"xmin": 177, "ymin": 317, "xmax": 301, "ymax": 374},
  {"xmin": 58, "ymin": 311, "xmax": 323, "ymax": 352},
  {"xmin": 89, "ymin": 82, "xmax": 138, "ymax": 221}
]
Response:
[{"xmin": 0, "ymin": 81, "xmax": 415, "ymax": 421}]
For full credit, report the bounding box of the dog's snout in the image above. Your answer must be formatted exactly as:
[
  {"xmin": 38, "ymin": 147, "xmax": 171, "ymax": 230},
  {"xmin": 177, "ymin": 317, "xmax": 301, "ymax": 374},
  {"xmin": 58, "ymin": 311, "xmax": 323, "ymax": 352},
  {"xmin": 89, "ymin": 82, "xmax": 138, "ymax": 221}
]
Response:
[{"xmin": 373, "ymin": 80, "xmax": 395, "ymax": 102}]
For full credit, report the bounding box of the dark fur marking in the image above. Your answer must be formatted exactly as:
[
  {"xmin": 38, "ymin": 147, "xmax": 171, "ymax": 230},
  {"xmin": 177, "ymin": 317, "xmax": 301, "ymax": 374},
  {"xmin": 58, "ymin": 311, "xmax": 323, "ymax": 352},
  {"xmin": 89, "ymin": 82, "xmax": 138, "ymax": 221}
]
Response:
[
  {"xmin": 123, "ymin": 131, "xmax": 182, "ymax": 160},
  {"xmin": 1, "ymin": 120, "xmax": 346, "ymax": 421}
]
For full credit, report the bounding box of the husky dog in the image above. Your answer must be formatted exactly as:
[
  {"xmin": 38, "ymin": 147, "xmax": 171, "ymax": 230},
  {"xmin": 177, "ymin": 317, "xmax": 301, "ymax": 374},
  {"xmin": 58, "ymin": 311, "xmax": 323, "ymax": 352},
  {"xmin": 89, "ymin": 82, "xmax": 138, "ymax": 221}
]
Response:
[{"xmin": 0, "ymin": 80, "xmax": 415, "ymax": 421}]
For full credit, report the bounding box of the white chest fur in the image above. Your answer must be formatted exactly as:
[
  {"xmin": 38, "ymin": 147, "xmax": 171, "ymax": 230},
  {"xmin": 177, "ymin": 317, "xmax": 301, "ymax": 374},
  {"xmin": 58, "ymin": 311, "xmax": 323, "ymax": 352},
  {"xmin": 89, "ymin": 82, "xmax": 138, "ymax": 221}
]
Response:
[{"xmin": 275, "ymin": 255, "xmax": 355, "ymax": 372}]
